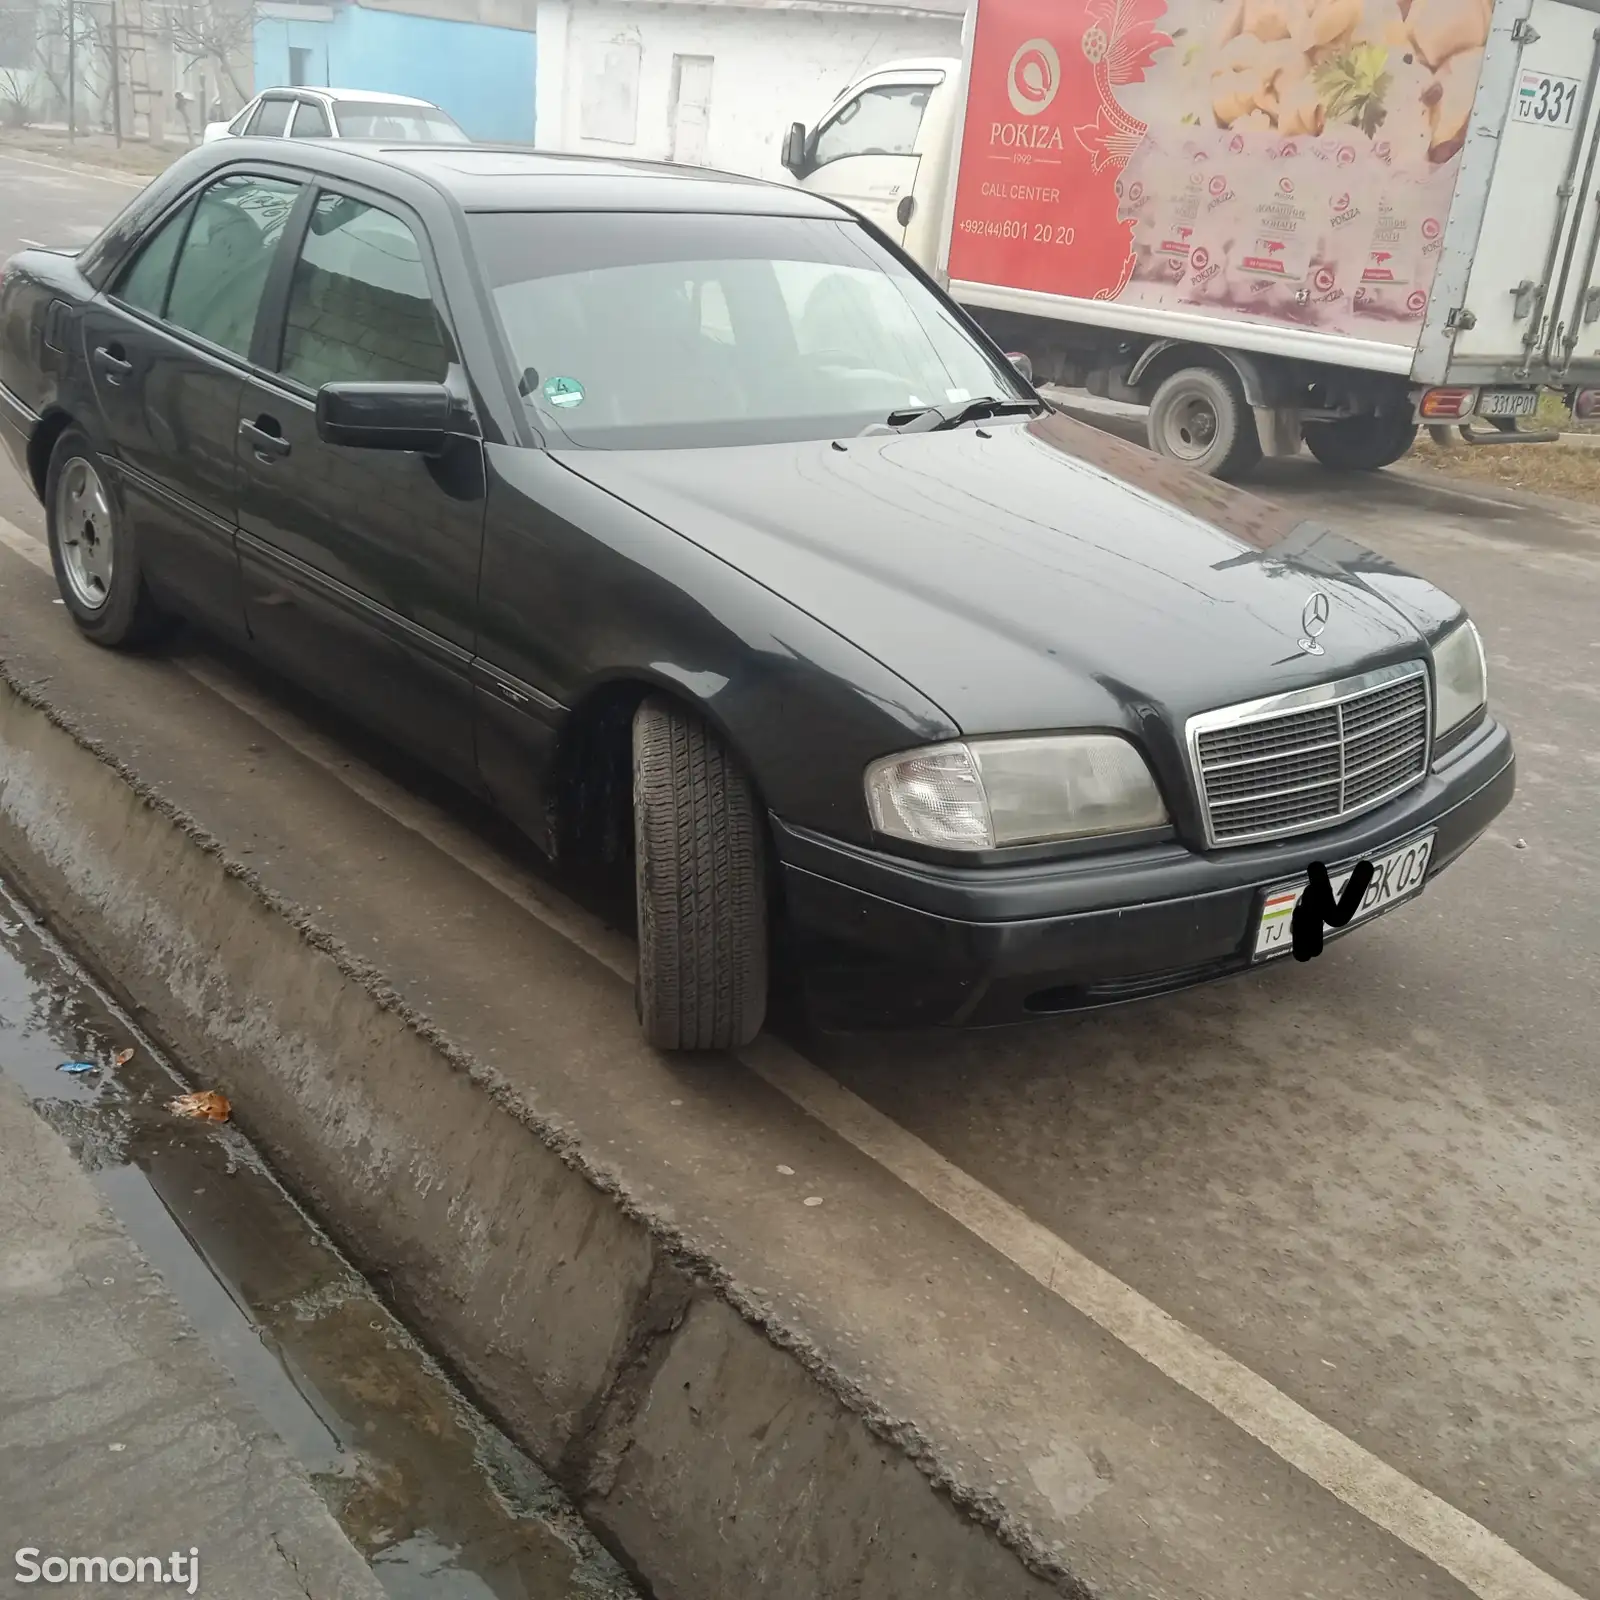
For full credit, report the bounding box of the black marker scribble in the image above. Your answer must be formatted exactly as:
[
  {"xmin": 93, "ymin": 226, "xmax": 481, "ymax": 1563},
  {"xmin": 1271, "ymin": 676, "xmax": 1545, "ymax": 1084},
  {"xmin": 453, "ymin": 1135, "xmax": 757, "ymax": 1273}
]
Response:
[{"xmin": 1290, "ymin": 860, "xmax": 1376, "ymax": 962}]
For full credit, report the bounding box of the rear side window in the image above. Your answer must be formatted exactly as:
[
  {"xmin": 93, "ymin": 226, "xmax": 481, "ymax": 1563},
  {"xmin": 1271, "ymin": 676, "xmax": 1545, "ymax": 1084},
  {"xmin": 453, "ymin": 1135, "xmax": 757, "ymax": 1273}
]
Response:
[
  {"xmin": 279, "ymin": 192, "xmax": 451, "ymax": 387},
  {"xmin": 113, "ymin": 199, "xmax": 195, "ymax": 315},
  {"xmin": 250, "ymin": 97, "xmax": 292, "ymax": 137},
  {"xmin": 291, "ymin": 99, "xmax": 332, "ymax": 138},
  {"xmin": 164, "ymin": 174, "xmax": 300, "ymax": 356}
]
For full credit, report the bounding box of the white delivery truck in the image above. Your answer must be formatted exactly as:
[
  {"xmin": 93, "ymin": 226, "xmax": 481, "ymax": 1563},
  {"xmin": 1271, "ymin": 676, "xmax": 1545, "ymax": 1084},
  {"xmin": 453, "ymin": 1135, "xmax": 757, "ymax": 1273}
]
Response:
[{"xmin": 779, "ymin": 0, "xmax": 1600, "ymax": 476}]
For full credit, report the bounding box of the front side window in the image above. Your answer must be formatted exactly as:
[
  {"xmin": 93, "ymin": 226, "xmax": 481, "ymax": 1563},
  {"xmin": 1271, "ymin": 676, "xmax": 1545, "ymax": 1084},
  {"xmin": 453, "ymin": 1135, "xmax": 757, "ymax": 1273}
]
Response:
[
  {"xmin": 226, "ymin": 99, "xmax": 257, "ymax": 135},
  {"xmin": 164, "ymin": 174, "xmax": 300, "ymax": 356},
  {"xmin": 250, "ymin": 97, "xmax": 293, "ymax": 137},
  {"xmin": 279, "ymin": 192, "xmax": 451, "ymax": 388},
  {"xmin": 113, "ymin": 198, "xmax": 196, "ymax": 315},
  {"xmin": 330, "ymin": 103, "xmax": 469, "ymax": 142},
  {"xmin": 471, "ymin": 210, "xmax": 1024, "ymax": 450},
  {"xmin": 290, "ymin": 99, "xmax": 332, "ymax": 138},
  {"xmin": 811, "ymin": 84, "xmax": 931, "ymax": 169}
]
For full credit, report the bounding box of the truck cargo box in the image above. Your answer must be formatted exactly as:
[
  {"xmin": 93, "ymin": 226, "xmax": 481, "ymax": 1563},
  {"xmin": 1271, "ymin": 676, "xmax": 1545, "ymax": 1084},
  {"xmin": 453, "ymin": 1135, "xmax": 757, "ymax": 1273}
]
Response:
[{"xmin": 939, "ymin": 0, "xmax": 1600, "ymax": 392}]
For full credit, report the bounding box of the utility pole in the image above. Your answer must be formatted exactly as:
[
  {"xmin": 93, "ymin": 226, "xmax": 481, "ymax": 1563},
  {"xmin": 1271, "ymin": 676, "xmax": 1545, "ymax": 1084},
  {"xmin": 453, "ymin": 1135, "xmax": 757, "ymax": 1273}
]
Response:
[
  {"xmin": 65, "ymin": 0, "xmax": 76, "ymax": 141},
  {"xmin": 108, "ymin": 2, "xmax": 121, "ymax": 144}
]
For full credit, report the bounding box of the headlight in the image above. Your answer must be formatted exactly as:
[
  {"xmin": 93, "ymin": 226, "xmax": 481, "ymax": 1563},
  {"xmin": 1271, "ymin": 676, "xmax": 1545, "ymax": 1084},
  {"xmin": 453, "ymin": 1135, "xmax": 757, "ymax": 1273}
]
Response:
[
  {"xmin": 864, "ymin": 734, "xmax": 1168, "ymax": 850},
  {"xmin": 1432, "ymin": 619, "xmax": 1487, "ymax": 737}
]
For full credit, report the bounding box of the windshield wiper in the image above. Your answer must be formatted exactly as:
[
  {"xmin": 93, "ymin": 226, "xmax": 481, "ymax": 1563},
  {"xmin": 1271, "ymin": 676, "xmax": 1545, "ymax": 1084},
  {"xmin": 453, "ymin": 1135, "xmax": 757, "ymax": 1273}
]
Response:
[{"xmin": 877, "ymin": 395, "xmax": 1048, "ymax": 434}]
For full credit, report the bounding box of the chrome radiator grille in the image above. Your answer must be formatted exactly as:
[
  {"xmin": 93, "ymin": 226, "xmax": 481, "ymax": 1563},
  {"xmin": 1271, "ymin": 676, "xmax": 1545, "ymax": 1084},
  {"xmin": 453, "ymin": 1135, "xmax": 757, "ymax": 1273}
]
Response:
[{"xmin": 1188, "ymin": 664, "xmax": 1430, "ymax": 846}]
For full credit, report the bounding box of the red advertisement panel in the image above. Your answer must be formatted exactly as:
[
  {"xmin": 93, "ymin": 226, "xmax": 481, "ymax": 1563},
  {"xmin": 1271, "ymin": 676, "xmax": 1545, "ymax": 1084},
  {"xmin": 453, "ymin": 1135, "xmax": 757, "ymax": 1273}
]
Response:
[{"xmin": 947, "ymin": 0, "xmax": 1491, "ymax": 339}]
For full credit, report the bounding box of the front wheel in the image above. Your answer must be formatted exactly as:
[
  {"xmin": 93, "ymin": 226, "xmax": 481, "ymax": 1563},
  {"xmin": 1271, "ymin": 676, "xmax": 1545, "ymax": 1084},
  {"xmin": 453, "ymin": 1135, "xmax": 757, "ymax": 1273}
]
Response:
[
  {"xmin": 1146, "ymin": 365, "xmax": 1262, "ymax": 480},
  {"xmin": 632, "ymin": 696, "xmax": 768, "ymax": 1051},
  {"xmin": 45, "ymin": 428, "xmax": 168, "ymax": 646},
  {"xmin": 1302, "ymin": 412, "xmax": 1418, "ymax": 471}
]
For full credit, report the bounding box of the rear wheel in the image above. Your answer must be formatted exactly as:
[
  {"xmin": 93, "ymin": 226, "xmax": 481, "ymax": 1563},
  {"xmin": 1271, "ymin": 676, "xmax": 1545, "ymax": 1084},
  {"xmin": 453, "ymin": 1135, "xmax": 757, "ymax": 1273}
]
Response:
[
  {"xmin": 1302, "ymin": 412, "xmax": 1418, "ymax": 471},
  {"xmin": 1146, "ymin": 364, "xmax": 1262, "ymax": 480},
  {"xmin": 632, "ymin": 695, "xmax": 768, "ymax": 1051},
  {"xmin": 45, "ymin": 428, "xmax": 168, "ymax": 646}
]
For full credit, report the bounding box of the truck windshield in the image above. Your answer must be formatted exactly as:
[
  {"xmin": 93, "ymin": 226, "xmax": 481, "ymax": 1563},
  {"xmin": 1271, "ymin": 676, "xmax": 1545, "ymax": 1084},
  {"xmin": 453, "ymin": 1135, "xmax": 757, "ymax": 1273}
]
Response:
[{"xmin": 469, "ymin": 210, "xmax": 1027, "ymax": 449}]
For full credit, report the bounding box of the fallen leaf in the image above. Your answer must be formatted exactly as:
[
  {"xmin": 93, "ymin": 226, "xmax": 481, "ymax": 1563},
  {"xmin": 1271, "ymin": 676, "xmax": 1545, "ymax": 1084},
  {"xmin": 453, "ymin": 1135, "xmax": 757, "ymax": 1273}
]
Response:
[
  {"xmin": 113, "ymin": 1048, "xmax": 134, "ymax": 1067},
  {"xmin": 168, "ymin": 1090, "xmax": 231, "ymax": 1122}
]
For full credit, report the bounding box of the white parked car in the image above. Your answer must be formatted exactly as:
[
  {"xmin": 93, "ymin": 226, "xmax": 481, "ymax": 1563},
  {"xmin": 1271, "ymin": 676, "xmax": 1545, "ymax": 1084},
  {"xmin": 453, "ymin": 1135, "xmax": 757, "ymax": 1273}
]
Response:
[{"xmin": 203, "ymin": 87, "xmax": 470, "ymax": 145}]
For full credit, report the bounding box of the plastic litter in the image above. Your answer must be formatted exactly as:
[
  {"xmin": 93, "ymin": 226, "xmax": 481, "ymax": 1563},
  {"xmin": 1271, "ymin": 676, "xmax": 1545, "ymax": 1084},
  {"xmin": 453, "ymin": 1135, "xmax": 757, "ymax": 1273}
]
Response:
[
  {"xmin": 113, "ymin": 1048, "xmax": 134, "ymax": 1067},
  {"xmin": 168, "ymin": 1090, "xmax": 231, "ymax": 1122},
  {"xmin": 57, "ymin": 1061, "xmax": 97, "ymax": 1075}
]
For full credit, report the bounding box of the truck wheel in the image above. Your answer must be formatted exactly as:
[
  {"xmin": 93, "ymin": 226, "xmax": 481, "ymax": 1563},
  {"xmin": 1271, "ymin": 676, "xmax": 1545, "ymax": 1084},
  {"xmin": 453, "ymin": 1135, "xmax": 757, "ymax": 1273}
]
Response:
[
  {"xmin": 1302, "ymin": 413, "xmax": 1418, "ymax": 471},
  {"xmin": 632, "ymin": 695, "xmax": 768, "ymax": 1051},
  {"xmin": 1147, "ymin": 366, "xmax": 1262, "ymax": 479},
  {"xmin": 45, "ymin": 428, "xmax": 168, "ymax": 647}
]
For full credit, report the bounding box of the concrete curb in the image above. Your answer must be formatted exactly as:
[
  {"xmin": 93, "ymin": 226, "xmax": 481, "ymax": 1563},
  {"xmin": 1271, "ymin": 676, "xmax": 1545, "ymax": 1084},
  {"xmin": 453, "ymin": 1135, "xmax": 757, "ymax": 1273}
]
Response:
[{"xmin": 0, "ymin": 663, "xmax": 1069, "ymax": 1600}]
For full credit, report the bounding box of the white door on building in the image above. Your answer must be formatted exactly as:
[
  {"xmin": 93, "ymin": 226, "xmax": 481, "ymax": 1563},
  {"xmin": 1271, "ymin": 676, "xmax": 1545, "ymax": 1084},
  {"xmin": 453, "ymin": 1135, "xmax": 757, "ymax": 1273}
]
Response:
[
  {"xmin": 797, "ymin": 79, "xmax": 935, "ymax": 244},
  {"xmin": 669, "ymin": 54, "xmax": 713, "ymax": 166}
]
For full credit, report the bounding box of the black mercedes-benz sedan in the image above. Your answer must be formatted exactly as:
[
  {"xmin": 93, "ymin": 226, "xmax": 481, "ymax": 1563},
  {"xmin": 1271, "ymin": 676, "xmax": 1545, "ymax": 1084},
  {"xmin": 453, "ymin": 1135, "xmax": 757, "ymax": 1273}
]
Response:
[{"xmin": 0, "ymin": 140, "xmax": 1514, "ymax": 1050}]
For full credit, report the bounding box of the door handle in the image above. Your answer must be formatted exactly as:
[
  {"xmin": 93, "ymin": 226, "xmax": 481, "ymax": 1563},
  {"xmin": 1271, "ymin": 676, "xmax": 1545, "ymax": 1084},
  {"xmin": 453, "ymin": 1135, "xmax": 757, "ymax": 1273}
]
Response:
[
  {"xmin": 92, "ymin": 344, "xmax": 132, "ymax": 384},
  {"xmin": 239, "ymin": 416, "xmax": 291, "ymax": 460}
]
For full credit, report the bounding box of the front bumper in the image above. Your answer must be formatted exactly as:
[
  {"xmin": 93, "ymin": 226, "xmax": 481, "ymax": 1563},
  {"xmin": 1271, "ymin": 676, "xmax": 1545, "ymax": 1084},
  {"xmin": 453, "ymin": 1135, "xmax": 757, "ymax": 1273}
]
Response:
[{"xmin": 776, "ymin": 716, "xmax": 1515, "ymax": 1030}]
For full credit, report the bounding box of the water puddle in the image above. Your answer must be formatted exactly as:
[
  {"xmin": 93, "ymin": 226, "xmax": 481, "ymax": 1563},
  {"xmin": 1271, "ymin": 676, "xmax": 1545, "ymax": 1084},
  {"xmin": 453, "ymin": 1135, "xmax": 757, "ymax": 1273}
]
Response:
[{"xmin": 0, "ymin": 875, "xmax": 639, "ymax": 1600}]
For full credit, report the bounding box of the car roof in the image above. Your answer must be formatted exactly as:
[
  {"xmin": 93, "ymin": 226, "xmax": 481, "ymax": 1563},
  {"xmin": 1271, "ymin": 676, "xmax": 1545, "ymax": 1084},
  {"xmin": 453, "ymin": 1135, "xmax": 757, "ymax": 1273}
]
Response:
[
  {"xmin": 227, "ymin": 140, "xmax": 855, "ymax": 218},
  {"xmin": 260, "ymin": 86, "xmax": 440, "ymax": 109}
]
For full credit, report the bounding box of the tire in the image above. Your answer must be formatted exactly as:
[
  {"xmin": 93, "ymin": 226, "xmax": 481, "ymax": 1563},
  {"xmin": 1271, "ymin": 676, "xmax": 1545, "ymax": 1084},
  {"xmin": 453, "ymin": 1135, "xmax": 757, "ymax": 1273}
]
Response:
[
  {"xmin": 1302, "ymin": 412, "xmax": 1418, "ymax": 471},
  {"xmin": 1146, "ymin": 364, "xmax": 1262, "ymax": 480},
  {"xmin": 45, "ymin": 428, "xmax": 168, "ymax": 647},
  {"xmin": 632, "ymin": 695, "xmax": 768, "ymax": 1051}
]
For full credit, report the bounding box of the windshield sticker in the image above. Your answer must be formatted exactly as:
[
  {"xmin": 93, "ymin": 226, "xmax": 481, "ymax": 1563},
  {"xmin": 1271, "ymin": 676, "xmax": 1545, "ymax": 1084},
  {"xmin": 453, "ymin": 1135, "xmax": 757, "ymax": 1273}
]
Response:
[
  {"xmin": 945, "ymin": 387, "xmax": 971, "ymax": 402},
  {"xmin": 543, "ymin": 376, "xmax": 585, "ymax": 409}
]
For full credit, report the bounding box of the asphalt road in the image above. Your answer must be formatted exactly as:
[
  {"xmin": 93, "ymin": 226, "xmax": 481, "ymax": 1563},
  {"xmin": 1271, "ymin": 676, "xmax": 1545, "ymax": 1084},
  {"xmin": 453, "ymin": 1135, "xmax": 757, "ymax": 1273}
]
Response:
[{"xmin": 3, "ymin": 150, "xmax": 1596, "ymax": 1595}]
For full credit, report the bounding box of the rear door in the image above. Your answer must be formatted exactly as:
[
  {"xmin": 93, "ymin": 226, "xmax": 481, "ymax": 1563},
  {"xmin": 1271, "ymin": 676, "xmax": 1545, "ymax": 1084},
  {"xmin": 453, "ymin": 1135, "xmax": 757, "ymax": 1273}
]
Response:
[
  {"xmin": 78, "ymin": 169, "xmax": 304, "ymax": 635},
  {"xmin": 236, "ymin": 183, "xmax": 485, "ymax": 783},
  {"xmin": 795, "ymin": 75, "xmax": 941, "ymax": 243},
  {"xmin": 1443, "ymin": 0, "xmax": 1600, "ymax": 377}
]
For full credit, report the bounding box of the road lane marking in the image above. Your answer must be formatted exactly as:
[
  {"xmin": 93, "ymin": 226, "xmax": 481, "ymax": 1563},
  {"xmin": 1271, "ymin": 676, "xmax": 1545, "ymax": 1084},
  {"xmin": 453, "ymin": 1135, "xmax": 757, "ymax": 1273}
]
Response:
[
  {"xmin": 0, "ymin": 514, "xmax": 1585, "ymax": 1600},
  {"xmin": 0, "ymin": 149, "xmax": 147, "ymax": 188}
]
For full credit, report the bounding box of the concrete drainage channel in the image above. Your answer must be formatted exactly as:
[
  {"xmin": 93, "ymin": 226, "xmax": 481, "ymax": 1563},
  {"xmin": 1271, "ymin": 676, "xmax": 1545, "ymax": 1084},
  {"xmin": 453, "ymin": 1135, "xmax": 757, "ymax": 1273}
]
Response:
[
  {"xmin": 0, "ymin": 871, "xmax": 639, "ymax": 1600},
  {"xmin": 0, "ymin": 600, "xmax": 1069, "ymax": 1600}
]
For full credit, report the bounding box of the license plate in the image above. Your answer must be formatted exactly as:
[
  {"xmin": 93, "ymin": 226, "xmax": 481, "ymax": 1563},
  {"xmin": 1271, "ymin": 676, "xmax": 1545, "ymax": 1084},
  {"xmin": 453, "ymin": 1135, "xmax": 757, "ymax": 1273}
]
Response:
[
  {"xmin": 1253, "ymin": 832, "xmax": 1435, "ymax": 962},
  {"xmin": 1478, "ymin": 390, "xmax": 1539, "ymax": 418},
  {"xmin": 1515, "ymin": 69, "xmax": 1582, "ymax": 127}
]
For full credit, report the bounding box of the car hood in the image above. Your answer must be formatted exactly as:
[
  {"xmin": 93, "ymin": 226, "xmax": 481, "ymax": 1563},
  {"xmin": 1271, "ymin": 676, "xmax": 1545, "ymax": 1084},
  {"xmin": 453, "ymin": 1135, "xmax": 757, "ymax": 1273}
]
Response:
[{"xmin": 558, "ymin": 411, "xmax": 1459, "ymax": 741}]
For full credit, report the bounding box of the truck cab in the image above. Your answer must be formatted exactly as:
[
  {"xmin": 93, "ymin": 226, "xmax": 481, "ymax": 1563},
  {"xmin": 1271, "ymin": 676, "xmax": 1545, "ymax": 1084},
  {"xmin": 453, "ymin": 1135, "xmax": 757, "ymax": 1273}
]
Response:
[{"xmin": 780, "ymin": 58, "xmax": 959, "ymax": 269}]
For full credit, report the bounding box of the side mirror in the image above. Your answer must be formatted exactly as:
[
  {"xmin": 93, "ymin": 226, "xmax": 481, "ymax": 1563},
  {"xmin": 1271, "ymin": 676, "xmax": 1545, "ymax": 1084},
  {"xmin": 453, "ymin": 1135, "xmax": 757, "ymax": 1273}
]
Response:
[
  {"xmin": 316, "ymin": 381, "xmax": 451, "ymax": 453},
  {"xmin": 781, "ymin": 121, "xmax": 807, "ymax": 176},
  {"xmin": 1006, "ymin": 351, "xmax": 1035, "ymax": 386}
]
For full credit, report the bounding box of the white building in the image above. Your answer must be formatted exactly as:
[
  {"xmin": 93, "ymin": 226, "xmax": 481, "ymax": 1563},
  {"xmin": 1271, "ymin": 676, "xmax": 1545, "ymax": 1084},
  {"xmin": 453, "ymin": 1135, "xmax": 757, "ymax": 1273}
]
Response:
[{"xmin": 533, "ymin": 0, "xmax": 963, "ymax": 182}]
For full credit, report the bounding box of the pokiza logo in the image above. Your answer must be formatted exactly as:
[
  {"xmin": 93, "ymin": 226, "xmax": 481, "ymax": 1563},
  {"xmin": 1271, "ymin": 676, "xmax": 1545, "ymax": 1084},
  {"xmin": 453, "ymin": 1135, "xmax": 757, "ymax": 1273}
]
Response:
[{"xmin": 1007, "ymin": 39, "xmax": 1060, "ymax": 115}]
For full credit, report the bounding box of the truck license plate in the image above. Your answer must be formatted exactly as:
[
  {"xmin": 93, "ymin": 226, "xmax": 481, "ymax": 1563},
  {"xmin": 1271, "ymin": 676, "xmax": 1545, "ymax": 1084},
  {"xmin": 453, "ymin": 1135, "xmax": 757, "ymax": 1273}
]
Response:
[
  {"xmin": 1478, "ymin": 390, "xmax": 1539, "ymax": 418},
  {"xmin": 1252, "ymin": 833, "xmax": 1435, "ymax": 962},
  {"xmin": 1515, "ymin": 69, "xmax": 1582, "ymax": 127}
]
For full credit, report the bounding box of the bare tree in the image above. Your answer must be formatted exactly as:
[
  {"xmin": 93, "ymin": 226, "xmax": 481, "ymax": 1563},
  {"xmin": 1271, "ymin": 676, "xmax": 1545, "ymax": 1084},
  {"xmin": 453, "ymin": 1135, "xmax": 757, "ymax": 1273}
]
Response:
[
  {"xmin": 156, "ymin": 0, "xmax": 253, "ymax": 107},
  {"xmin": 0, "ymin": 66, "xmax": 35, "ymax": 126}
]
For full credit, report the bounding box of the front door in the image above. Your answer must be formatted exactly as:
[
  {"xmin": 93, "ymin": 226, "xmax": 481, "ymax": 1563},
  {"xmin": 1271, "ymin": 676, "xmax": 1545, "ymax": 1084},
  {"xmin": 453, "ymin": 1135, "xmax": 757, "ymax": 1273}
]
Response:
[
  {"xmin": 236, "ymin": 186, "xmax": 484, "ymax": 784},
  {"xmin": 798, "ymin": 80, "xmax": 933, "ymax": 244},
  {"xmin": 80, "ymin": 170, "xmax": 304, "ymax": 637}
]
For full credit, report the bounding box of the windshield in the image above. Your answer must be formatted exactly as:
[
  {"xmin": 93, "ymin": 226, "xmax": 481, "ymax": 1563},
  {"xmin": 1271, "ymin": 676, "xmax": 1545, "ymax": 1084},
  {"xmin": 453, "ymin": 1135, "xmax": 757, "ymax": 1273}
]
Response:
[
  {"xmin": 469, "ymin": 211, "xmax": 1027, "ymax": 450},
  {"xmin": 335, "ymin": 103, "xmax": 469, "ymax": 141}
]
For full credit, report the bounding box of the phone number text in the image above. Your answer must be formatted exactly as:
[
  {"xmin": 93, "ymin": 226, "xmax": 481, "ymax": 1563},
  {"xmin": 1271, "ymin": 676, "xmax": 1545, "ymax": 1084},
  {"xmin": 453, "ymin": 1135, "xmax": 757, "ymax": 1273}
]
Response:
[{"xmin": 956, "ymin": 218, "xmax": 1077, "ymax": 245}]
